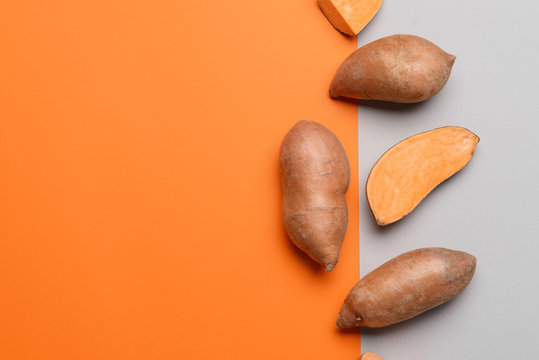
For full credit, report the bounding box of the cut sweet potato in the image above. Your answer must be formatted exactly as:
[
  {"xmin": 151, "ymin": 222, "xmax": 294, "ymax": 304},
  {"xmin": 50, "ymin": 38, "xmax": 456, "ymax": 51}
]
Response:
[
  {"xmin": 360, "ymin": 352, "xmax": 383, "ymax": 360},
  {"xmin": 366, "ymin": 127, "xmax": 479, "ymax": 225},
  {"xmin": 318, "ymin": 0, "xmax": 382, "ymax": 36}
]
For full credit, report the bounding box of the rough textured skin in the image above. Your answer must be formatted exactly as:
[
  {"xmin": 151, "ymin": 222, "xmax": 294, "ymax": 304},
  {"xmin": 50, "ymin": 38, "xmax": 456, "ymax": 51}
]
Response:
[
  {"xmin": 330, "ymin": 34, "xmax": 456, "ymax": 103},
  {"xmin": 280, "ymin": 120, "xmax": 350, "ymax": 272},
  {"xmin": 337, "ymin": 248, "xmax": 476, "ymax": 328},
  {"xmin": 360, "ymin": 352, "xmax": 383, "ymax": 360},
  {"xmin": 367, "ymin": 126, "xmax": 479, "ymax": 225}
]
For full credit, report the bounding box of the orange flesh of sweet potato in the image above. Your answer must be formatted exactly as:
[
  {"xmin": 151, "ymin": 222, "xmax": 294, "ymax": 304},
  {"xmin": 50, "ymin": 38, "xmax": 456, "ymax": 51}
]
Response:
[
  {"xmin": 337, "ymin": 247, "xmax": 477, "ymax": 328},
  {"xmin": 366, "ymin": 126, "xmax": 479, "ymax": 226},
  {"xmin": 318, "ymin": 0, "xmax": 382, "ymax": 36},
  {"xmin": 280, "ymin": 120, "xmax": 351, "ymax": 272},
  {"xmin": 360, "ymin": 352, "xmax": 383, "ymax": 360}
]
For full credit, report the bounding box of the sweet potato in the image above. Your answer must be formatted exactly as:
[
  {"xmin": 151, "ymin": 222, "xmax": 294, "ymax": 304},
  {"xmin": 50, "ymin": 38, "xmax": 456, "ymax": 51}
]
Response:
[
  {"xmin": 318, "ymin": 0, "xmax": 382, "ymax": 36},
  {"xmin": 359, "ymin": 352, "xmax": 383, "ymax": 360},
  {"xmin": 337, "ymin": 248, "xmax": 476, "ymax": 328},
  {"xmin": 366, "ymin": 126, "xmax": 479, "ymax": 225},
  {"xmin": 280, "ymin": 120, "xmax": 350, "ymax": 272},
  {"xmin": 330, "ymin": 34, "xmax": 456, "ymax": 103}
]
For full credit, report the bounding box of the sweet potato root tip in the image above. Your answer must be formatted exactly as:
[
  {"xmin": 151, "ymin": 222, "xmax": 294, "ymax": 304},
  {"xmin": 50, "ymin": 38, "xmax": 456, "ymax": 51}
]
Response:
[
  {"xmin": 336, "ymin": 302, "xmax": 360, "ymax": 328},
  {"xmin": 366, "ymin": 126, "xmax": 479, "ymax": 225},
  {"xmin": 325, "ymin": 264, "xmax": 336, "ymax": 272},
  {"xmin": 329, "ymin": 87, "xmax": 337, "ymax": 99}
]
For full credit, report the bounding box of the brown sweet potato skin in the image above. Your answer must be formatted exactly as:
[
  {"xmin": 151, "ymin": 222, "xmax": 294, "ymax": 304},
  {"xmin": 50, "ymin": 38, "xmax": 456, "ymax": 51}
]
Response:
[
  {"xmin": 280, "ymin": 120, "xmax": 350, "ymax": 272},
  {"xmin": 337, "ymin": 248, "xmax": 476, "ymax": 328},
  {"xmin": 330, "ymin": 34, "xmax": 456, "ymax": 103}
]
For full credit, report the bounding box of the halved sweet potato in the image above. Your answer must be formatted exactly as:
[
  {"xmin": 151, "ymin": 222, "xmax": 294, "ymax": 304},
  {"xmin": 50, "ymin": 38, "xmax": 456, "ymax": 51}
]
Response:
[
  {"xmin": 366, "ymin": 126, "xmax": 479, "ymax": 225},
  {"xmin": 318, "ymin": 0, "xmax": 382, "ymax": 36},
  {"xmin": 360, "ymin": 352, "xmax": 383, "ymax": 360}
]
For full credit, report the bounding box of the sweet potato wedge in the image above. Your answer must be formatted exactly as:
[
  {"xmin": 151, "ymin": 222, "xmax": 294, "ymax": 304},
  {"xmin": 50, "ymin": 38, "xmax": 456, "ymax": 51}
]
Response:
[
  {"xmin": 318, "ymin": 0, "xmax": 382, "ymax": 36},
  {"xmin": 366, "ymin": 126, "xmax": 479, "ymax": 225},
  {"xmin": 360, "ymin": 352, "xmax": 383, "ymax": 360}
]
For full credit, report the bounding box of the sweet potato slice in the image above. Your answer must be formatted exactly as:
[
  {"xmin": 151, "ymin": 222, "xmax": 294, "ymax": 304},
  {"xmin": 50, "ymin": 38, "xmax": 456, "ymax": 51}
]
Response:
[
  {"xmin": 318, "ymin": 0, "xmax": 382, "ymax": 36},
  {"xmin": 366, "ymin": 127, "xmax": 479, "ymax": 225},
  {"xmin": 360, "ymin": 352, "xmax": 383, "ymax": 360}
]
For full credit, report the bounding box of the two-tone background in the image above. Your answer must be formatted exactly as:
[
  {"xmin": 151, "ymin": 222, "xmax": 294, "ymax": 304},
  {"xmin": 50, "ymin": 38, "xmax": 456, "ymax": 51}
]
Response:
[{"xmin": 1, "ymin": 0, "xmax": 537, "ymax": 359}]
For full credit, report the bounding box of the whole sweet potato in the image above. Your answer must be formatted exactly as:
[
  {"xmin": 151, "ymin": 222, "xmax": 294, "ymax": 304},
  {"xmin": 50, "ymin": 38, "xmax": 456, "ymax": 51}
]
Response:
[
  {"xmin": 280, "ymin": 120, "xmax": 350, "ymax": 272},
  {"xmin": 330, "ymin": 34, "xmax": 456, "ymax": 103},
  {"xmin": 337, "ymin": 248, "xmax": 476, "ymax": 328}
]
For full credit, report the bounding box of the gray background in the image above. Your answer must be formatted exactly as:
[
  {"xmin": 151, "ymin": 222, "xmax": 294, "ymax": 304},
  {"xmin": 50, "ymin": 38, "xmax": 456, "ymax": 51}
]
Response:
[{"xmin": 357, "ymin": 0, "xmax": 539, "ymax": 358}]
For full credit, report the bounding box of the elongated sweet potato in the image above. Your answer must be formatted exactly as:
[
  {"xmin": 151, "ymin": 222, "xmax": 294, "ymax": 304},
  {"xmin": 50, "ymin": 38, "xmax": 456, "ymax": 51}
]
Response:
[
  {"xmin": 330, "ymin": 34, "xmax": 456, "ymax": 103},
  {"xmin": 367, "ymin": 126, "xmax": 479, "ymax": 226},
  {"xmin": 337, "ymin": 247, "xmax": 476, "ymax": 328},
  {"xmin": 359, "ymin": 352, "xmax": 383, "ymax": 360},
  {"xmin": 280, "ymin": 120, "xmax": 350, "ymax": 272}
]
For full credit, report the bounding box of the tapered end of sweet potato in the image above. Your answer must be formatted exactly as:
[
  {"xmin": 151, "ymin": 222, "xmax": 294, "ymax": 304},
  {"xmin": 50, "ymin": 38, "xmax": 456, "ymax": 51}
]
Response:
[
  {"xmin": 329, "ymin": 86, "xmax": 337, "ymax": 99},
  {"xmin": 319, "ymin": 250, "xmax": 339, "ymax": 272},
  {"xmin": 445, "ymin": 53, "xmax": 457, "ymax": 79},
  {"xmin": 325, "ymin": 263, "xmax": 336, "ymax": 272},
  {"xmin": 336, "ymin": 302, "xmax": 361, "ymax": 328}
]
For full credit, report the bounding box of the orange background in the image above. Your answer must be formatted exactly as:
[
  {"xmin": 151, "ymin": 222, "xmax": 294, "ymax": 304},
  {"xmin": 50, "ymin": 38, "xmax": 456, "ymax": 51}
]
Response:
[{"xmin": 0, "ymin": 1, "xmax": 358, "ymax": 358}]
